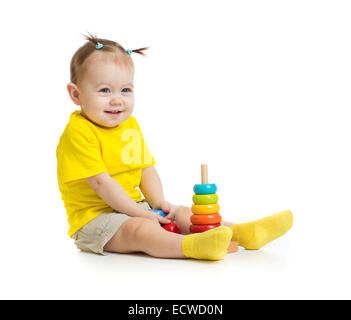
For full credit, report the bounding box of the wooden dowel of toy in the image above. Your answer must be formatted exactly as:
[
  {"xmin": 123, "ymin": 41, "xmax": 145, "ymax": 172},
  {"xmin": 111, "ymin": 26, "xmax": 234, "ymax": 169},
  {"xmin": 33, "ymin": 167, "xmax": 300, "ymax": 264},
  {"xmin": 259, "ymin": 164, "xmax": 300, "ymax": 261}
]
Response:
[{"xmin": 201, "ymin": 164, "xmax": 208, "ymax": 184}]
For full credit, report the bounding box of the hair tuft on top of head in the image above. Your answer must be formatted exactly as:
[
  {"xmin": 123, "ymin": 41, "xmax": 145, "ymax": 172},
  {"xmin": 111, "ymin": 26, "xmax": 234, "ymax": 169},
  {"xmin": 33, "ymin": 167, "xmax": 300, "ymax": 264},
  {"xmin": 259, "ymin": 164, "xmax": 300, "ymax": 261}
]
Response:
[
  {"xmin": 82, "ymin": 32, "xmax": 149, "ymax": 57},
  {"xmin": 82, "ymin": 32, "xmax": 100, "ymax": 45},
  {"xmin": 70, "ymin": 33, "xmax": 149, "ymax": 84}
]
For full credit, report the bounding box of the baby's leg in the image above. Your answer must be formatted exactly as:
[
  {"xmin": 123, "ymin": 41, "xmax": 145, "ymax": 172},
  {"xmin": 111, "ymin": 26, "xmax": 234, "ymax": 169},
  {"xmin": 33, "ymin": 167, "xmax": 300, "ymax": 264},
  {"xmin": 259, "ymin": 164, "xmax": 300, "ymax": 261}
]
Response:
[
  {"xmin": 174, "ymin": 206, "xmax": 293, "ymax": 250},
  {"xmin": 104, "ymin": 217, "xmax": 185, "ymax": 258},
  {"xmin": 222, "ymin": 210, "xmax": 293, "ymax": 249},
  {"xmin": 104, "ymin": 216, "xmax": 232, "ymax": 260}
]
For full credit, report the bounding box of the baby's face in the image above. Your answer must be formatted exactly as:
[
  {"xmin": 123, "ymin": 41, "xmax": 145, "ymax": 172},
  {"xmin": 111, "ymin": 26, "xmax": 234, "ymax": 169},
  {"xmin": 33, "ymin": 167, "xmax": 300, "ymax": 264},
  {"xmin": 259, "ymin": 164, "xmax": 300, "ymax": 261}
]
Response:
[{"xmin": 76, "ymin": 53, "xmax": 135, "ymax": 128}]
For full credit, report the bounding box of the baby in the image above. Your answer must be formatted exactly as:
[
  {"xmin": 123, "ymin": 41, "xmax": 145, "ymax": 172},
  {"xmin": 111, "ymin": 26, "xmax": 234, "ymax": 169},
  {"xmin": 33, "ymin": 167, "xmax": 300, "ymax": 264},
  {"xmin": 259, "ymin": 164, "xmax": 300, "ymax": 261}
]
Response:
[{"xmin": 57, "ymin": 34, "xmax": 293, "ymax": 260}]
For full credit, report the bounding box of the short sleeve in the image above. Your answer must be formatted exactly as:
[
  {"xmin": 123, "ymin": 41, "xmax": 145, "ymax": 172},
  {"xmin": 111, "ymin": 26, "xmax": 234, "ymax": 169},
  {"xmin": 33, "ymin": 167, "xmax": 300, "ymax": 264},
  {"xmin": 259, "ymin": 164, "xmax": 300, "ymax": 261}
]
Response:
[{"xmin": 59, "ymin": 125, "xmax": 107, "ymax": 183}]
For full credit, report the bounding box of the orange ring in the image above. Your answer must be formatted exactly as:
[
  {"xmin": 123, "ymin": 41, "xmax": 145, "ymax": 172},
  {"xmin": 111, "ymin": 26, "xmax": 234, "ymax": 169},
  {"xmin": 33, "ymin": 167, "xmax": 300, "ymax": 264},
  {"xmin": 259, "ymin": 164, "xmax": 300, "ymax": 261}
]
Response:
[
  {"xmin": 191, "ymin": 214, "xmax": 222, "ymax": 225},
  {"xmin": 191, "ymin": 204, "xmax": 220, "ymax": 215}
]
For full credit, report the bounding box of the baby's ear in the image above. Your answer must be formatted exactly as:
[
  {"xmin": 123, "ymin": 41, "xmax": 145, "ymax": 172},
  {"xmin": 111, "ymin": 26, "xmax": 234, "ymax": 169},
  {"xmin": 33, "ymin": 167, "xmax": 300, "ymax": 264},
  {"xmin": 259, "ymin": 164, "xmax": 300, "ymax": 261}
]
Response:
[{"xmin": 67, "ymin": 82, "xmax": 81, "ymax": 105}]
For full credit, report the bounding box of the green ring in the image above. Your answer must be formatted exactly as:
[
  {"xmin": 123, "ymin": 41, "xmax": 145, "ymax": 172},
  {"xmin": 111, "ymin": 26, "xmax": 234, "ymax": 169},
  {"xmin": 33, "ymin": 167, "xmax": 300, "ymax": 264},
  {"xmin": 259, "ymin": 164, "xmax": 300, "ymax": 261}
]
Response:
[{"xmin": 192, "ymin": 194, "xmax": 218, "ymax": 205}]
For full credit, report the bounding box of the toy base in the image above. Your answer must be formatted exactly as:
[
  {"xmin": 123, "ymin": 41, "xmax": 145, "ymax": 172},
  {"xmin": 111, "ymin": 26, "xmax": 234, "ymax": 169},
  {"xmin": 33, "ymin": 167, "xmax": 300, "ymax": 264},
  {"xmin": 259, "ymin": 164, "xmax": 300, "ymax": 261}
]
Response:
[
  {"xmin": 189, "ymin": 223, "xmax": 221, "ymax": 233},
  {"xmin": 227, "ymin": 241, "xmax": 239, "ymax": 253}
]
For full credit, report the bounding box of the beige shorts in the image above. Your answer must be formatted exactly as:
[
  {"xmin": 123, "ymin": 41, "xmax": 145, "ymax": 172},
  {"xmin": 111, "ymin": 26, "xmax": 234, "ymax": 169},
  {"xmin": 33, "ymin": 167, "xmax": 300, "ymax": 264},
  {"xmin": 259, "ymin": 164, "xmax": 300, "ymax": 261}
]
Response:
[{"xmin": 72, "ymin": 201, "xmax": 151, "ymax": 255}]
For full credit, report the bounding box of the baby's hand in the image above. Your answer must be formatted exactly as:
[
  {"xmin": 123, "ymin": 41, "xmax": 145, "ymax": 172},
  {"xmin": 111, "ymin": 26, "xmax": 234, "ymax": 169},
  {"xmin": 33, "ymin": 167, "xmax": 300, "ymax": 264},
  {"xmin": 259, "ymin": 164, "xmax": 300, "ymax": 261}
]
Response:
[
  {"xmin": 160, "ymin": 201, "xmax": 179, "ymax": 221},
  {"xmin": 145, "ymin": 210, "xmax": 172, "ymax": 225}
]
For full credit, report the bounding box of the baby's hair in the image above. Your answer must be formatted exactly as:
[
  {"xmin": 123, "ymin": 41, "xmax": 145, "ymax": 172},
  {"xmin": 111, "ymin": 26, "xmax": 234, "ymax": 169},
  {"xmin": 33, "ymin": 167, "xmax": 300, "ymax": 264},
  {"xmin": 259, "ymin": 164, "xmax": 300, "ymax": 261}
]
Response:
[{"xmin": 70, "ymin": 32, "xmax": 149, "ymax": 84}]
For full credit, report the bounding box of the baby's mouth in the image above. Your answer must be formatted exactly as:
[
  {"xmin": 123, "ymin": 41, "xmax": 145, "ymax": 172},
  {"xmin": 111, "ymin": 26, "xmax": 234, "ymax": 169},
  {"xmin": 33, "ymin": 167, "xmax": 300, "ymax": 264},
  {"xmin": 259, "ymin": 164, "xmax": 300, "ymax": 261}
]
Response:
[{"xmin": 104, "ymin": 110, "xmax": 123, "ymax": 115}]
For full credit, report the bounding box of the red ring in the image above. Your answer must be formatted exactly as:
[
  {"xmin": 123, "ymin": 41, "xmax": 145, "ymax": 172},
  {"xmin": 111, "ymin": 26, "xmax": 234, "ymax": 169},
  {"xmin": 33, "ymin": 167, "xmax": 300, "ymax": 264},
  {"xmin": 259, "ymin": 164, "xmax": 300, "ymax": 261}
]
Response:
[{"xmin": 189, "ymin": 223, "xmax": 221, "ymax": 233}]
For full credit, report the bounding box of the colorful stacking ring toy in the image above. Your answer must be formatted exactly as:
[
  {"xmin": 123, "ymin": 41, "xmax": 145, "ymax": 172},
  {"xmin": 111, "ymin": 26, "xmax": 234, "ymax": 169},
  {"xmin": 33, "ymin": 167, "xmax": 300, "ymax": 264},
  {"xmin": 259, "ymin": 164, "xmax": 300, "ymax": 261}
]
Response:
[
  {"xmin": 189, "ymin": 165, "xmax": 238, "ymax": 253},
  {"xmin": 191, "ymin": 214, "xmax": 222, "ymax": 225},
  {"xmin": 191, "ymin": 204, "xmax": 220, "ymax": 215},
  {"xmin": 190, "ymin": 164, "xmax": 222, "ymax": 234},
  {"xmin": 190, "ymin": 223, "xmax": 221, "ymax": 233},
  {"xmin": 192, "ymin": 194, "xmax": 218, "ymax": 205}
]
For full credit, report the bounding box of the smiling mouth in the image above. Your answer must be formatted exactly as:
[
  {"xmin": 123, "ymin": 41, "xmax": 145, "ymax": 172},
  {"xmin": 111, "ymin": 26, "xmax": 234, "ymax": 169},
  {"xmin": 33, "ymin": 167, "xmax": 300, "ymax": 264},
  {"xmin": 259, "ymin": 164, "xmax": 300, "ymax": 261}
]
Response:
[{"xmin": 104, "ymin": 110, "xmax": 122, "ymax": 115}]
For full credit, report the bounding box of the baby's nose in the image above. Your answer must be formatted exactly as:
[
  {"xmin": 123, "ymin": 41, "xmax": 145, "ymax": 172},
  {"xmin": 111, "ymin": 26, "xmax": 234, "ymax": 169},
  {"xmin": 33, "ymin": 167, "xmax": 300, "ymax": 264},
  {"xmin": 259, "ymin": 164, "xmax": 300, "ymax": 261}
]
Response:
[{"xmin": 110, "ymin": 96, "xmax": 123, "ymax": 105}]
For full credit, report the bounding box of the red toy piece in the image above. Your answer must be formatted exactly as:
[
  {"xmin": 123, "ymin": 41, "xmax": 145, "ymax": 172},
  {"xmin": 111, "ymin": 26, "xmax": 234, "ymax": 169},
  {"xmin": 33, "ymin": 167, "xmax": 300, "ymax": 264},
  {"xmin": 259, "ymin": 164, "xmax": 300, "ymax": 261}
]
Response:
[
  {"xmin": 162, "ymin": 222, "xmax": 181, "ymax": 234},
  {"xmin": 189, "ymin": 223, "xmax": 221, "ymax": 233}
]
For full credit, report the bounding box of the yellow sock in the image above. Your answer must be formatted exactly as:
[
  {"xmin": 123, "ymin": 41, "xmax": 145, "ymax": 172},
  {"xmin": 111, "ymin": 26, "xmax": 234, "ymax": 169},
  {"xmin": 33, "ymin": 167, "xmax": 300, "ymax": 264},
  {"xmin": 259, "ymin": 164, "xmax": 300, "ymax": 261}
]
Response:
[
  {"xmin": 231, "ymin": 210, "xmax": 293, "ymax": 249},
  {"xmin": 182, "ymin": 226, "xmax": 232, "ymax": 260}
]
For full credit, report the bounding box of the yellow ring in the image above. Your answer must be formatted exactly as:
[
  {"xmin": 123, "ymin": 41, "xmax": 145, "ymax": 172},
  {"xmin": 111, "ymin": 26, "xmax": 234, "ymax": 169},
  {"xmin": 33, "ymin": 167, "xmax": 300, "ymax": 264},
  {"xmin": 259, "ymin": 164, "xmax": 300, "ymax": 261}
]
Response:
[{"xmin": 191, "ymin": 204, "xmax": 220, "ymax": 215}]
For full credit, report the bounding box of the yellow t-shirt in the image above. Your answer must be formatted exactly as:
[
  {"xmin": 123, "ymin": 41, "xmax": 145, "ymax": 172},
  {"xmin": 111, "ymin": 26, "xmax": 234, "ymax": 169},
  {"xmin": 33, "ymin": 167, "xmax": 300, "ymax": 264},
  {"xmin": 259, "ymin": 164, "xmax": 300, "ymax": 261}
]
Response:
[{"xmin": 56, "ymin": 111, "xmax": 156, "ymax": 237}]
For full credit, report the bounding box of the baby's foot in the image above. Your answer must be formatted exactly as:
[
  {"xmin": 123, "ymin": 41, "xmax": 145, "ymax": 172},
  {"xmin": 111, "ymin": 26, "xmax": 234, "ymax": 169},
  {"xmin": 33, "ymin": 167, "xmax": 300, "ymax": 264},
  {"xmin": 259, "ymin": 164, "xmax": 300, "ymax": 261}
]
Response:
[
  {"xmin": 182, "ymin": 226, "xmax": 232, "ymax": 260},
  {"xmin": 231, "ymin": 210, "xmax": 293, "ymax": 249}
]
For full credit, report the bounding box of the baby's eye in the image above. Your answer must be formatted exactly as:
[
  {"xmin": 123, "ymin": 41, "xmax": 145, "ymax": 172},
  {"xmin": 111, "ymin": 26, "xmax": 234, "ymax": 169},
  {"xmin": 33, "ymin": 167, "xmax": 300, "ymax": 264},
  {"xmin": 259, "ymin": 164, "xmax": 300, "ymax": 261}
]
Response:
[
  {"xmin": 100, "ymin": 88, "xmax": 111, "ymax": 93},
  {"xmin": 122, "ymin": 88, "xmax": 132, "ymax": 93}
]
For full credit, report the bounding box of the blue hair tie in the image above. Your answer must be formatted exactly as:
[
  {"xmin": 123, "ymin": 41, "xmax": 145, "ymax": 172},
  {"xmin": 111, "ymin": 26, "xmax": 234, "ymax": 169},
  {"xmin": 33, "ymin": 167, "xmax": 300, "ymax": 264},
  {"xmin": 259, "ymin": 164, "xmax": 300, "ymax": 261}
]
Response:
[
  {"xmin": 127, "ymin": 49, "xmax": 133, "ymax": 55},
  {"xmin": 96, "ymin": 42, "xmax": 103, "ymax": 49}
]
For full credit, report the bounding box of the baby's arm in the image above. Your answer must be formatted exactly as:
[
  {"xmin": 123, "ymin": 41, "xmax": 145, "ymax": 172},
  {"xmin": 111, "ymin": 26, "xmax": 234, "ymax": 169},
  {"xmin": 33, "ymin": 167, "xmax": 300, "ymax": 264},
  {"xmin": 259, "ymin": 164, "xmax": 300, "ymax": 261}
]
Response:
[
  {"xmin": 139, "ymin": 166, "xmax": 165, "ymax": 209},
  {"xmin": 85, "ymin": 172, "xmax": 171, "ymax": 224},
  {"xmin": 140, "ymin": 166, "xmax": 193, "ymax": 232}
]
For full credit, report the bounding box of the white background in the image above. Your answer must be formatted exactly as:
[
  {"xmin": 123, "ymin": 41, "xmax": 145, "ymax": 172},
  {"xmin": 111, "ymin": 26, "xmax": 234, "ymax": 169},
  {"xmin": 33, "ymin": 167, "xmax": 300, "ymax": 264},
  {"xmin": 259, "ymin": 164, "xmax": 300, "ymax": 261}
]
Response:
[{"xmin": 0, "ymin": 0, "xmax": 350, "ymax": 300}]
